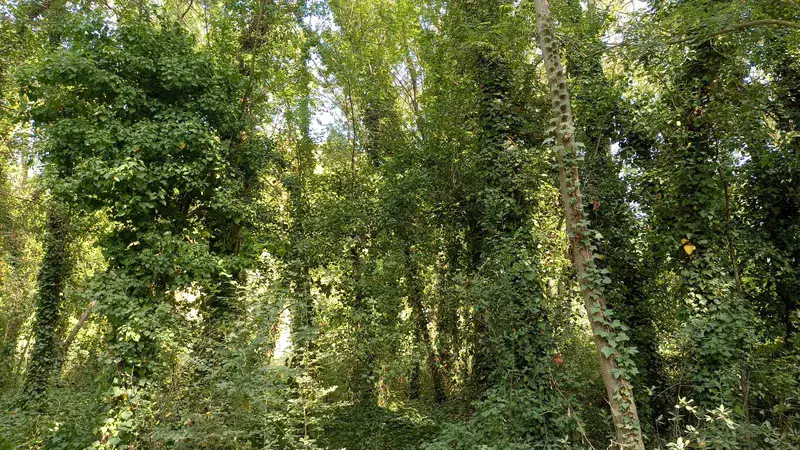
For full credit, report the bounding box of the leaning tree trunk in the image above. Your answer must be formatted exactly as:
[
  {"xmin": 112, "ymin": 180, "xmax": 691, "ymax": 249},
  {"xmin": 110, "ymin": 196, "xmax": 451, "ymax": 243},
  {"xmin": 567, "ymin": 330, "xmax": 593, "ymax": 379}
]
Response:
[
  {"xmin": 532, "ymin": 0, "xmax": 644, "ymax": 448},
  {"xmin": 60, "ymin": 300, "xmax": 94, "ymax": 359},
  {"xmin": 562, "ymin": 0, "xmax": 667, "ymax": 426}
]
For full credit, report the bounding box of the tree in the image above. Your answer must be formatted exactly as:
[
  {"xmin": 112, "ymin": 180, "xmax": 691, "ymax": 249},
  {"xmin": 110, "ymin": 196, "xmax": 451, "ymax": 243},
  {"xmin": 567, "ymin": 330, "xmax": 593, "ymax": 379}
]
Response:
[
  {"xmin": 533, "ymin": 0, "xmax": 644, "ymax": 447},
  {"xmin": 25, "ymin": 15, "xmax": 268, "ymax": 383},
  {"xmin": 558, "ymin": 0, "xmax": 667, "ymax": 427}
]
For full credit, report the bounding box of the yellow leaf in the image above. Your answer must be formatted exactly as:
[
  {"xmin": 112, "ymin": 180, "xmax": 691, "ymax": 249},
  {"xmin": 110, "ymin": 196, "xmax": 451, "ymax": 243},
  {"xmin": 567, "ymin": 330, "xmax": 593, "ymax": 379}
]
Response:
[
  {"xmin": 179, "ymin": 142, "xmax": 186, "ymax": 149},
  {"xmin": 683, "ymin": 243, "xmax": 696, "ymax": 255},
  {"xmin": 134, "ymin": 146, "xmax": 140, "ymax": 152},
  {"xmin": 681, "ymin": 238, "xmax": 688, "ymax": 244}
]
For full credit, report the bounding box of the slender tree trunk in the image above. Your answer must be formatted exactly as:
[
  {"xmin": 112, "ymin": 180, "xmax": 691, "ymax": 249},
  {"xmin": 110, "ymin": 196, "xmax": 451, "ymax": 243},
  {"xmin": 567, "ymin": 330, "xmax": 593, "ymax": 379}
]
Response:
[
  {"xmin": 434, "ymin": 243, "xmax": 457, "ymax": 397},
  {"xmin": 532, "ymin": 1, "xmax": 644, "ymax": 448},
  {"xmin": 60, "ymin": 300, "xmax": 94, "ymax": 357},
  {"xmin": 717, "ymin": 163, "xmax": 742, "ymax": 292},
  {"xmin": 407, "ymin": 255, "xmax": 423, "ymax": 400},
  {"xmin": 14, "ymin": 337, "xmax": 32, "ymax": 379},
  {"xmin": 562, "ymin": 0, "xmax": 667, "ymax": 426}
]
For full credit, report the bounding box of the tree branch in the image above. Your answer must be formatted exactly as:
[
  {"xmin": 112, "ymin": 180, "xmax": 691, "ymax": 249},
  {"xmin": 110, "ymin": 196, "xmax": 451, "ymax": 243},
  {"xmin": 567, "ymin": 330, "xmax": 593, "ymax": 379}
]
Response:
[
  {"xmin": 668, "ymin": 19, "xmax": 800, "ymax": 45},
  {"xmin": 180, "ymin": 0, "xmax": 195, "ymax": 23}
]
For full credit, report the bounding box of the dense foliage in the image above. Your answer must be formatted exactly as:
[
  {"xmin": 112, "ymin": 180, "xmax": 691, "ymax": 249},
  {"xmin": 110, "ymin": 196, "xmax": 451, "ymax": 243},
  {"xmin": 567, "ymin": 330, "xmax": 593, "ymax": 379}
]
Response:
[{"xmin": 1, "ymin": 0, "xmax": 799, "ymax": 448}]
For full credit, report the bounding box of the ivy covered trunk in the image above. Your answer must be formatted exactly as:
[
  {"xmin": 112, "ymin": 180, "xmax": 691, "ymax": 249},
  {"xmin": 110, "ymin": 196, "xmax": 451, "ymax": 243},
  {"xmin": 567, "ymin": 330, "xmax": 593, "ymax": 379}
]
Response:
[
  {"xmin": 533, "ymin": 0, "xmax": 644, "ymax": 447},
  {"xmin": 348, "ymin": 243, "xmax": 377, "ymax": 405},
  {"xmin": 25, "ymin": 204, "xmax": 70, "ymax": 396}
]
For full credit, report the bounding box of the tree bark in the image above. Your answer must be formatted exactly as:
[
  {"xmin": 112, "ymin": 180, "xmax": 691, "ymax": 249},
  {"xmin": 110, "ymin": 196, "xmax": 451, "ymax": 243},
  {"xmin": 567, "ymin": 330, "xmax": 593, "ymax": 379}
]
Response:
[
  {"xmin": 532, "ymin": 1, "xmax": 644, "ymax": 448},
  {"xmin": 349, "ymin": 244, "xmax": 377, "ymax": 405}
]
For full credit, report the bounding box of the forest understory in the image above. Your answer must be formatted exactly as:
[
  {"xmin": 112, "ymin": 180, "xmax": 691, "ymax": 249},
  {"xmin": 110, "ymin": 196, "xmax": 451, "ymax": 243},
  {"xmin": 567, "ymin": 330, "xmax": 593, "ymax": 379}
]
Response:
[{"xmin": 1, "ymin": 0, "xmax": 800, "ymax": 448}]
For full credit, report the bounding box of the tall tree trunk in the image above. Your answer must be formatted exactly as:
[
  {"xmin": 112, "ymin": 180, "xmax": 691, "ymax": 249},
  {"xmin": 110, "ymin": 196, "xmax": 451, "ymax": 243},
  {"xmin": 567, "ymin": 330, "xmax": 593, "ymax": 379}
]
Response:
[
  {"xmin": 434, "ymin": 240, "xmax": 458, "ymax": 397},
  {"xmin": 533, "ymin": 1, "xmax": 644, "ymax": 448},
  {"xmin": 25, "ymin": 204, "xmax": 70, "ymax": 396},
  {"xmin": 767, "ymin": 50, "xmax": 800, "ymax": 348}
]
